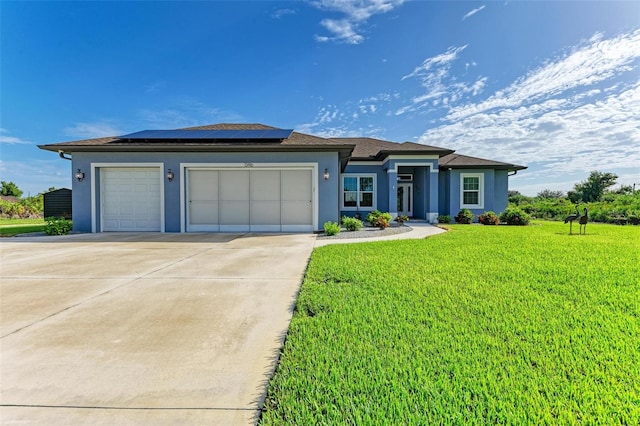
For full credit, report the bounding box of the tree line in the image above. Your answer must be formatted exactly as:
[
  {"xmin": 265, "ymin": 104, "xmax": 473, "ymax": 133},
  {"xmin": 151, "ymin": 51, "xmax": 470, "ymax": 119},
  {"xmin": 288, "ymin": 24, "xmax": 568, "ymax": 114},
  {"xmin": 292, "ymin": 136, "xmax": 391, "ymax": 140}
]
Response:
[{"xmin": 509, "ymin": 171, "xmax": 639, "ymax": 224}]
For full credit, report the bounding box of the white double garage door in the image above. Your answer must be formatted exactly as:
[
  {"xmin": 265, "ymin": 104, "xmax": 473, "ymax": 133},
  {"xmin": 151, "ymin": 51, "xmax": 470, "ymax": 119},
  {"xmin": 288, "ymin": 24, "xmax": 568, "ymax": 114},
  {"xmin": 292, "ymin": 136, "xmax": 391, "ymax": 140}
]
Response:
[{"xmin": 100, "ymin": 166, "xmax": 315, "ymax": 232}]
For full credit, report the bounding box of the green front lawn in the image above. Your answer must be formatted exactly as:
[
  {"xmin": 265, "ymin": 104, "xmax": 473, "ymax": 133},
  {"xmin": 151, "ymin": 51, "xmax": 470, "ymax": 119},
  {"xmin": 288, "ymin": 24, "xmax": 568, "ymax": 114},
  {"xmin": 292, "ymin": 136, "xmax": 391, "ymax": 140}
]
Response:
[
  {"xmin": 0, "ymin": 218, "xmax": 45, "ymax": 236},
  {"xmin": 262, "ymin": 222, "xmax": 640, "ymax": 424}
]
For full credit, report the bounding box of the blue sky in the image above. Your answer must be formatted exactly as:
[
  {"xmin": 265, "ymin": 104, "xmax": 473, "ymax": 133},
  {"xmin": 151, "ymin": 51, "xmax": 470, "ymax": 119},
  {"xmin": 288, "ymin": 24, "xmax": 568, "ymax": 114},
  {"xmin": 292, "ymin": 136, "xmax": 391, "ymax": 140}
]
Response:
[{"xmin": 1, "ymin": 0, "xmax": 638, "ymax": 196}]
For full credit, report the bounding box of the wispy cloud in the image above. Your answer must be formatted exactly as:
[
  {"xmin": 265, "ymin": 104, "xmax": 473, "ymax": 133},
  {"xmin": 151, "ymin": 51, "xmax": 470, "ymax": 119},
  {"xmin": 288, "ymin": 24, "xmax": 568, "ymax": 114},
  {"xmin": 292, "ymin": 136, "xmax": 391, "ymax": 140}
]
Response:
[
  {"xmin": 0, "ymin": 159, "xmax": 71, "ymax": 195},
  {"xmin": 139, "ymin": 99, "xmax": 242, "ymax": 129},
  {"xmin": 416, "ymin": 29, "xmax": 640, "ymax": 190},
  {"xmin": 271, "ymin": 8, "xmax": 296, "ymax": 19},
  {"xmin": 63, "ymin": 121, "xmax": 123, "ymax": 138},
  {"xmin": 446, "ymin": 30, "xmax": 640, "ymax": 121},
  {"xmin": 462, "ymin": 5, "xmax": 485, "ymax": 20},
  {"xmin": 144, "ymin": 80, "xmax": 166, "ymax": 94},
  {"xmin": 0, "ymin": 128, "xmax": 31, "ymax": 145},
  {"xmin": 311, "ymin": 0, "xmax": 406, "ymax": 44},
  {"xmin": 297, "ymin": 92, "xmax": 399, "ymax": 136},
  {"xmin": 397, "ymin": 45, "xmax": 487, "ymax": 115}
]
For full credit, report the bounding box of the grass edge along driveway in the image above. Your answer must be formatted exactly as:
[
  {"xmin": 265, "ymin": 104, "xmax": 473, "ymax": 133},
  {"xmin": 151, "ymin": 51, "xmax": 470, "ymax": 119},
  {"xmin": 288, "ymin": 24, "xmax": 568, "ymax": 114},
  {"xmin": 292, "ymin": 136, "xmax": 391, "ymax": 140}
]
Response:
[{"xmin": 261, "ymin": 222, "xmax": 640, "ymax": 425}]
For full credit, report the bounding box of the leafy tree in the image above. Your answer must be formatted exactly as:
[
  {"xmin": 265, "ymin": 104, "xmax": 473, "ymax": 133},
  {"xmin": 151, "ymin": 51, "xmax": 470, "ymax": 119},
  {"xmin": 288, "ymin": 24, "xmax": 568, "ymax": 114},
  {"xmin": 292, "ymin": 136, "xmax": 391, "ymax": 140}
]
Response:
[
  {"xmin": 609, "ymin": 185, "xmax": 634, "ymax": 195},
  {"xmin": 537, "ymin": 189, "xmax": 565, "ymax": 199},
  {"xmin": 567, "ymin": 171, "xmax": 618, "ymax": 203},
  {"xmin": 508, "ymin": 190, "xmax": 532, "ymax": 205},
  {"xmin": 1, "ymin": 181, "xmax": 23, "ymax": 198}
]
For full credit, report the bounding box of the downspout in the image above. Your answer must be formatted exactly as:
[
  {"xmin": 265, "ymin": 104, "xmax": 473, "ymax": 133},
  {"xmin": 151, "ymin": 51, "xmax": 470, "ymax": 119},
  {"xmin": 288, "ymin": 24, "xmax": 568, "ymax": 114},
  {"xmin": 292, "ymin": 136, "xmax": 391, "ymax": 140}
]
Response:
[
  {"xmin": 58, "ymin": 150, "xmax": 72, "ymax": 160},
  {"xmin": 508, "ymin": 170, "xmax": 518, "ymax": 176}
]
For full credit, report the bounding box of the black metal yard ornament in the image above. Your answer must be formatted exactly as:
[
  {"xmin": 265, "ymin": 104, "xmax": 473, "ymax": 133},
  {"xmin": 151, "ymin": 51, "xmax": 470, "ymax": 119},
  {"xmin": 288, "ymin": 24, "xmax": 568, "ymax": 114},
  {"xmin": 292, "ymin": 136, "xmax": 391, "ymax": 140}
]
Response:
[{"xmin": 579, "ymin": 208, "xmax": 588, "ymax": 235}]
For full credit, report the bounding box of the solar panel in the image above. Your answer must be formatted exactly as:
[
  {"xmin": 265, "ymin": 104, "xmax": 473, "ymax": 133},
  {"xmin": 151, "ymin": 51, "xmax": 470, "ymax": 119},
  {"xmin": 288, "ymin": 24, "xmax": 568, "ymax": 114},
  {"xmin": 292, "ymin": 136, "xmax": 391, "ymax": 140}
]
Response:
[{"xmin": 119, "ymin": 129, "xmax": 294, "ymax": 141}]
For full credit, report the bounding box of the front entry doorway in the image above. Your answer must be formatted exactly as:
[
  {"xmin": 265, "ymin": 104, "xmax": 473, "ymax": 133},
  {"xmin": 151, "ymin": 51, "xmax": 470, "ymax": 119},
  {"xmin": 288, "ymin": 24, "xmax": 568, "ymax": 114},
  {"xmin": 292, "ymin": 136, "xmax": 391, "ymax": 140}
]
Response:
[{"xmin": 397, "ymin": 183, "xmax": 413, "ymax": 217}]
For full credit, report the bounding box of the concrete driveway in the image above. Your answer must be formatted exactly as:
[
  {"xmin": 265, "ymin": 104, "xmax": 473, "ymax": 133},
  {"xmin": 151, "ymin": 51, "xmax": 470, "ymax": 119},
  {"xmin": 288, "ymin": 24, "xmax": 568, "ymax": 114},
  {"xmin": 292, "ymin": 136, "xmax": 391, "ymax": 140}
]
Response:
[{"xmin": 0, "ymin": 232, "xmax": 316, "ymax": 425}]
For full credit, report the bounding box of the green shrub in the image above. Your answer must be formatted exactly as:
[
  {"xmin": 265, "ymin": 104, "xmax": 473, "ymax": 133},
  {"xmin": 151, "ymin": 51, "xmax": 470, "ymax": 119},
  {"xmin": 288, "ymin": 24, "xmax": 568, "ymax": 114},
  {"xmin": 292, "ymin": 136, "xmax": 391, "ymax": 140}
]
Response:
[
  {"xmin": 499, "ymin": 207, "xmax": 531, "ymax": 226},
  {"xmin": 44, "ymin": 217, "xmax": 73, "ymax": 235},
  {"xmin": 341, "ymin": 216, "xmax": 363, "ymax": 231},
  {"xmin": 394, "ymin": 215, "xmax": 409, "ymax": 225},
  {"xmin": 323, "ymin": 221, "xmax": 341, "ymax": 236},
  {"xmin": 437, "ymin": 214, "xmax": 451, "ymax": 224},
  {"xmin": 478, "ymin": 211, "xmax": 500, "ymax": 225},
  {"xmin": 366, "ymin": 210, "xmax": 392, "ymax": 226},
  {"xmin": 454, "ymin": 209, "xmax": 474, "ymax": 224}
]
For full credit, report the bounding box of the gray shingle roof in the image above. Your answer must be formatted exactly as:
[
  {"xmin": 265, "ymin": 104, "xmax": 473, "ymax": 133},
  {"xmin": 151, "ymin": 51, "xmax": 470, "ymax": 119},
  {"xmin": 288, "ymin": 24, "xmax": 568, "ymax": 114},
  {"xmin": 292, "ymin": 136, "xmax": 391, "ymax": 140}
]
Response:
[
  {"xmin": 38, "ymin": 123, "xmax": 526, "ymax": 171},
  {"xmin": 439, "ymin": 153, "xmax": 527, "ymax": 171},
  {"xmin": 40, "ymin": 123, "xmax": 350, "ymax": 149},
  {"xmin": 330, "ymin": 137, "xmax": 453, "ymax": 159}
]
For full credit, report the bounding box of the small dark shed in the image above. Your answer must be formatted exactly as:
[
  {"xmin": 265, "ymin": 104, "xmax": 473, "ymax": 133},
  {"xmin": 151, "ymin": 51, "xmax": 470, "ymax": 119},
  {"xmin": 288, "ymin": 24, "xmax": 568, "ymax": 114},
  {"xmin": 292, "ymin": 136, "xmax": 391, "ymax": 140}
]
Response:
[{"xmin": 44, "ymin": 188, "xmax": 72, "ymax": 218}]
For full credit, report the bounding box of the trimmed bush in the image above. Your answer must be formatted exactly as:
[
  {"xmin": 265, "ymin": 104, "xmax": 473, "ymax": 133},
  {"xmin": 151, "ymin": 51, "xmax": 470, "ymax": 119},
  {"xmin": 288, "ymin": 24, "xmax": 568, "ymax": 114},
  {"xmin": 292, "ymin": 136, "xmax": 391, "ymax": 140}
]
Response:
[
  {"xmin": 366, "ymin": 210, "xmax": 392, "ymax": 227},
  {"xmin": 44, "ymin": 217, "xmax": 73, "ymax": 235},
  {"xmin": 454, "ymin": 209, "xmax": 474, "ymax": 224},
  {"xmin": 394, "ymin": 215, "xmax": 409, "ymax": 225},
  {"xmin": 375, "ymin": 216, "xmax": 390, "ymax": 229},
  {"xmin": 478, "ymin": 211, "xmax": 500, "ymax": 225},
  {"xmin": 341, "ymin": 216, "xmax": 363, "ymax": 231},
  {"xmin": 323, "ymin": 221, "xmax": 341, "ymax": 236},
  {"xmin": 499, "ymin": 207, "xmax": 531, "ymax": 226},
  {"xmin": 437, "ymin": 214, "xmax": 451, "ymax": 224}
]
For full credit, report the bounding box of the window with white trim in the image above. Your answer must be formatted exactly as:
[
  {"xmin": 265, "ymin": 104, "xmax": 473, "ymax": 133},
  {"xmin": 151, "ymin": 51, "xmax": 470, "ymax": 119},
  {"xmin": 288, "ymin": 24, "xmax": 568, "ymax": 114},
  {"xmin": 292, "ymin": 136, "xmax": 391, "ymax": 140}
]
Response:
[
  {"xmin": 342, "ymin": 175, "xmax": 375, "ymax": 209},
  {"xmin": 460, "ymin": 173, "xmax": 484, "ymax": 209}
]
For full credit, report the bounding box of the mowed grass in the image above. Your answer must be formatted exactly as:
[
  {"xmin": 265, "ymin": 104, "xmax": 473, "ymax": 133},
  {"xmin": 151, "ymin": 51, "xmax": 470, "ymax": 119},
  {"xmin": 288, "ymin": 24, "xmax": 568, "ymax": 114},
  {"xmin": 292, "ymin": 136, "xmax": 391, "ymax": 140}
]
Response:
[
  {"xmin": 262, "ymin": 222, "xmax": 640, "ymax": 425},
  {"xmin": 0, "ymin": 218, "xmax": 45, "ymax": 236}
]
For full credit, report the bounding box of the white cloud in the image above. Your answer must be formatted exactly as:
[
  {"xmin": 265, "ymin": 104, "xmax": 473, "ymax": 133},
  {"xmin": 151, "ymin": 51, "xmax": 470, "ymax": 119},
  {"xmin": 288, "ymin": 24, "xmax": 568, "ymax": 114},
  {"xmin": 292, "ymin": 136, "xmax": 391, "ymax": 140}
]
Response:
[
  {"xmin": 446, "ymin": 29, "xmax": 640, "ymax": 121},
  {"xmin": 0, "ymin": 159, "xmax": 71, "ymax": 195},
  {"xmin": 462, "ymin": 5, "xmax": 485, "ymax": 20},
  {"xmin": 271, "ymin": 8, "xmax": 296, "ymax": 19},
  {"xmin": 311, "ymin": 0, "xmax": 406, "ymax": 44},
  {"xmin": 416, "ymin": 29, "xmax": 640, "ymax": 193},
  {"xmin": 0, "ymin": 129, "xmax": 31, "ymax": 145},
  {"xmin": 63, "ymin": 122, "xmax": 123, "ymax": 139},
  {"xmin": 397, "ymin": 45, "xmax": 487, "ymax": 115},
  {"xmin": 139, "ymin": 99, "xmax": 242, "ymax": 129}
]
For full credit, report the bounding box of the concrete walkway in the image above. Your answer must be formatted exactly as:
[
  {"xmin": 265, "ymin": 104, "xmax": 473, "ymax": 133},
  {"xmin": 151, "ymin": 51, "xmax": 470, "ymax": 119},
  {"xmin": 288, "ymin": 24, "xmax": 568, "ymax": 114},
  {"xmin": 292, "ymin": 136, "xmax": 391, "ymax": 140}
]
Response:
[{"xmin": 314, "ymin": 222, "xmax": 446, "ymax": 247}]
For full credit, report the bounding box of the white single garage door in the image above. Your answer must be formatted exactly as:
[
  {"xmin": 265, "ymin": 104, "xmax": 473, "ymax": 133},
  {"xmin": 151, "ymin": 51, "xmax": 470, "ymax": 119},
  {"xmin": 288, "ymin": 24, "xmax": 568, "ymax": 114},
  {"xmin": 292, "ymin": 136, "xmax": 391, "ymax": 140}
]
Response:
[
  {"xmin": 101, "ymin": 168, "xmax": 161, "ymax": 231},
  {"xmin": 187, "ymin": 168, "xmax": 313, "ymax": 232}
]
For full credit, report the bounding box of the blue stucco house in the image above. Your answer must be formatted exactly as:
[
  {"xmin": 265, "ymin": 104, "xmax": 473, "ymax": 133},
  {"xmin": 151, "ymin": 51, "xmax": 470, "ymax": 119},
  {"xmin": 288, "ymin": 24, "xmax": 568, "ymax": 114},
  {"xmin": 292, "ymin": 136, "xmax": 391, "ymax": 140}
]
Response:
[{"xmin": 39, "ymin": 123, "xmax": 526, "ymax": 233}]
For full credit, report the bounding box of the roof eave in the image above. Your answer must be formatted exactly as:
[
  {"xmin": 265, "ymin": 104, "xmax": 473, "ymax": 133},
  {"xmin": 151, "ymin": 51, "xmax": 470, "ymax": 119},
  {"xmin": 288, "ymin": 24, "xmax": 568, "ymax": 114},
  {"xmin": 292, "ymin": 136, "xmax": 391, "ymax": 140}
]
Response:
[
  {"xmin": 374, "ymin": 149, "xmax": 455, "ymax": 161},
  {"xmin": 439, "ymin": 164, "xmax": 527, "ymax": 171},
  {"xmin": 39, "ymin": 143, "xmax": 355, "ymax": 153}
]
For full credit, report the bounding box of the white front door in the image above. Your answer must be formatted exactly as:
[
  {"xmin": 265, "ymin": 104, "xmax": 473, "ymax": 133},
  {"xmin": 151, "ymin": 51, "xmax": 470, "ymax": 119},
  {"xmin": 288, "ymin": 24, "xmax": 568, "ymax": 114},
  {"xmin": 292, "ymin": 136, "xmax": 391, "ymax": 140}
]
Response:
[{"xmin": 397, "ymin": 183, "xmax": 413, "ymax": 217}]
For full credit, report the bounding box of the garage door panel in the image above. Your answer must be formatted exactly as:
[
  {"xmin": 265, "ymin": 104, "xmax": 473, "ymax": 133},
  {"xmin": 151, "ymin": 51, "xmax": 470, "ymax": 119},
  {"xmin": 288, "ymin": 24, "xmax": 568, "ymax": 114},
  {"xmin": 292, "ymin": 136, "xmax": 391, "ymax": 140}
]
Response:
[
  {"xmin": 251, "ymin": 171, "xmax": 280, "ymax": 201},
  {"xmin": 281, "ymin": 170, "xmax": 312, "ymax": 201},
  {"xmin": 189, "ymin": 170, "xmax": 218, "ymax": 200},
  {"xmin": 220, "ymin": 201, "xmax": 250, "ymax": 225},
  {"xmin": 190, "ymin": 201, "xmax": 219, "ymax": 225},
  {"xmin": 188, "ymin": 170, "xmax": 219, "ymax": 230},
  {"xmin": 251, "ymin": 201, "xmax": 281, "ymax": 225},
  {"xmin": 281, "ymin": 201, "xmax": 312, "ymax": 225},
  {"xmin": 220, "ymin": 171, "xmax": 249, "ymax": 201}
]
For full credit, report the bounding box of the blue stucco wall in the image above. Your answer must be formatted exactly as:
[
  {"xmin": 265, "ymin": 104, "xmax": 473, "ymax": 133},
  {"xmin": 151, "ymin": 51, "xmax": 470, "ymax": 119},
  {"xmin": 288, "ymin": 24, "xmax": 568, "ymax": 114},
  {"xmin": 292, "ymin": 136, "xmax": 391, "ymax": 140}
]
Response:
[
  {"xmin": 342, "ymin": 159, "xmax": 439, "ymax": 220},
  {"xmin": 70, "ymin": 151, "xmax": 340, "ymax": 232},
  {"xmin": 494, "ymin": 170, "xmax": 509, "ymax": 213},
  {"xmin": 438, "ymin": 168, "xmax": 511, "ymax": 222}
]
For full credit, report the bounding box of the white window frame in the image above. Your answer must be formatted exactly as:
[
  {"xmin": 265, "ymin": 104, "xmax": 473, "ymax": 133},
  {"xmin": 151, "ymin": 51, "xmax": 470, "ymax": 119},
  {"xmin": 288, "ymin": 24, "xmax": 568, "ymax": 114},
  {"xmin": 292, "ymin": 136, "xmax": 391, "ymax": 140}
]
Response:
[
  {"xmin": 460, "ymin": 173, "xmax": 484, "ymax": 209},
  {"xmin": 341, "ymin": 173, "xmax": 377, "ymax": 210}
]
